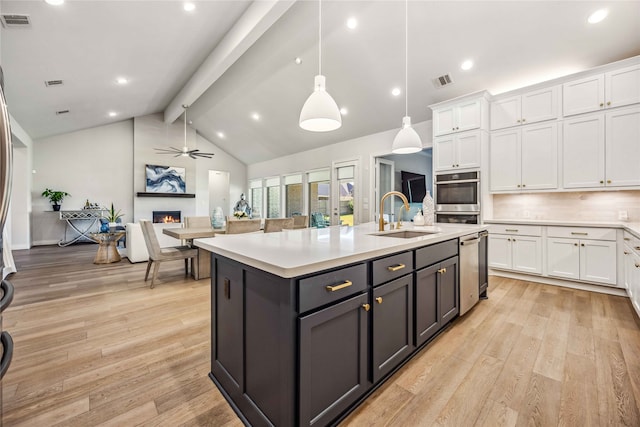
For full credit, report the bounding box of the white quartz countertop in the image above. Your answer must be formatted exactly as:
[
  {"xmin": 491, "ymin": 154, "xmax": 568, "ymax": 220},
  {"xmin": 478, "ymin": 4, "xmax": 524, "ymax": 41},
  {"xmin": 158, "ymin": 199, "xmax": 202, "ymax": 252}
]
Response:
[
  {"xmin": 195, "ymin": 222, "xmax": 487, "ymax": 278},
  {"xmin": 485, "ymin": 219, "xmax": 640, "ymax": 239}
]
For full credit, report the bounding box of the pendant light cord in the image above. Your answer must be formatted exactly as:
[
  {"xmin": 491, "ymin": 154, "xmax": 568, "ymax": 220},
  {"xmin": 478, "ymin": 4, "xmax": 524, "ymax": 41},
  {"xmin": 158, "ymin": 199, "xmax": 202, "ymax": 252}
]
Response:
[
  {"xmin": 405, "ymin": 0, "xmax": 408, "ymax": 117},
  {"xmin": 318, "ymin": 0, "xmax": 322, "ymax": 76}
]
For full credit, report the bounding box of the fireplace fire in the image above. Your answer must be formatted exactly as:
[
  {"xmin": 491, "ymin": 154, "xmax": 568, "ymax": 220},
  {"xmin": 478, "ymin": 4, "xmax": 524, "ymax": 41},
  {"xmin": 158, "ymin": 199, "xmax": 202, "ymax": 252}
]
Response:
[{"xmin": 152, "ymin": 211, "xmax": 181, "ymax": 224}]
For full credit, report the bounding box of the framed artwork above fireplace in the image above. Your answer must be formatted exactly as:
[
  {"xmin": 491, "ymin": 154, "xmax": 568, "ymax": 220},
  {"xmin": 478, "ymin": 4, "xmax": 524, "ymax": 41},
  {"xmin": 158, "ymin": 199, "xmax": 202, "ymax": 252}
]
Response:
[{"xmin": 145, "ymin": 164, "xmax": 186, "ymax": 193}]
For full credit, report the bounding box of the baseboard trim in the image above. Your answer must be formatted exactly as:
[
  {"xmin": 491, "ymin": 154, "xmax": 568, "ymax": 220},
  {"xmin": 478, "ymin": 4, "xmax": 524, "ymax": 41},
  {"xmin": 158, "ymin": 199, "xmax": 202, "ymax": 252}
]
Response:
[{"xmin": 489, "ymin": 269, "xmax": 628, "ymax": 297}]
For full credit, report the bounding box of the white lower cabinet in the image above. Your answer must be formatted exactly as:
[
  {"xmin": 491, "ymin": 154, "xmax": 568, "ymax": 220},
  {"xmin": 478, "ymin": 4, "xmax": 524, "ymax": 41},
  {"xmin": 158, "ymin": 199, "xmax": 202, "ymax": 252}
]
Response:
[
  {"xmin": 623, "ymin": 232, "xmax": 640, "ymax": 318},
  {"xmin": 489, "ymin": 232, "xmax": 542, "ymax": 274},
  {"xmin": 547, "ymin": 238, "xmax": 616, "ymax": 285}
]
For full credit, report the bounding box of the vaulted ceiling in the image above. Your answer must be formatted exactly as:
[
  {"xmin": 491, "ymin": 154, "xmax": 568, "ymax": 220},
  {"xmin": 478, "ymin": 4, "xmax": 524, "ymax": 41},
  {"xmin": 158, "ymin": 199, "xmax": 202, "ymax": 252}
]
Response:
[{"xmin": 2, "ymin": 0, "xmax": 640, "ymax": 165}]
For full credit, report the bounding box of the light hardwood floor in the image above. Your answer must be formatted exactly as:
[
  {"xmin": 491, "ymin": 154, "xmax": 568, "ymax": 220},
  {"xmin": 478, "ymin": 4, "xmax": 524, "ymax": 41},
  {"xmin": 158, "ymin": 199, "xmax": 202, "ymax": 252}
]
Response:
[{"xmin": 3, "ymin": 244, "xmax": 640, "ymax": 426}]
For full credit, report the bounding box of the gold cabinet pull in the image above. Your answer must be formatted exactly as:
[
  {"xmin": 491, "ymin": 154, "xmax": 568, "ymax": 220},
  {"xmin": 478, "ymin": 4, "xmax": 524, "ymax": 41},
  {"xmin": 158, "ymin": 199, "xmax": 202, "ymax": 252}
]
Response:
[
  {"xmin": 600, "ymin": 103, "xmax": 604, "ymax": 107},
  {"xmin": 607, "ymin": 101, "xmax": 611, "ymax": 106},
  {"xmin": 387, "ymin": 264, "xmax": 405, "ymax": 272},
  {"xmin": 437, "ymin": 268, "xmax": 447, "ymax": 274},
  {"xmin": 325, "ymin": 280, "xmax": 353, "ymax": 292},
  {"xmin": 600, "ymin": 180, "xmax": 604, "ymax": 184},
  {"xmin": 607, "ymin": 180, "xmax": 612, "ymax": 184},
  {"xmin": 505, "ymin": 229, "xmax": 519, "ymax": 232},
  {"xmin": 635, "ymin": 246, "xmax": 640, "ymax": 251},
  {"xmin": 571, "ymin": 232, "xmax": 588, "ymax": 236},
  {"xmin": 362, "ymin": 303, "xmax": 370, "ymax": 311},
  {"xmin": 574, "ymin": 243, "xmax": 578, "ymax": 246},
  {"xmin": 581, "ymin": 243, "xmax": 585, "ymax": 247},
  {"xmin": 635, "ymin": 263, "xmax": 640, "ymax": 268},
  {"xmin": 624, "ymin": 251, "xmax": 629, "ymax": 255},
  {"xmin": 375, "ymin": 297, "xmax": 383, "ymax": 304}
]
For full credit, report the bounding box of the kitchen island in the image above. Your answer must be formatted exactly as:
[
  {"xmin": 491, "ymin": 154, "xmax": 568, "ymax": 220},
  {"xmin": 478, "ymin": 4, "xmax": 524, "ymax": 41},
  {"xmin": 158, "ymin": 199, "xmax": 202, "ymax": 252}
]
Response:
[{"xmin": 195, "ymin": 222, "xmax": 488, "ymax": 426}]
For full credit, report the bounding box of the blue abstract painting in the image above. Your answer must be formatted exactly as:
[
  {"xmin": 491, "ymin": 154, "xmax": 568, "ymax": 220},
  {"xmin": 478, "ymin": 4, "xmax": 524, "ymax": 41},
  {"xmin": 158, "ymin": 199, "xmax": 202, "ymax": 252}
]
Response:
[{"xmin": 145, "ymin": 164, "xmax": 186, "ymax": 193}]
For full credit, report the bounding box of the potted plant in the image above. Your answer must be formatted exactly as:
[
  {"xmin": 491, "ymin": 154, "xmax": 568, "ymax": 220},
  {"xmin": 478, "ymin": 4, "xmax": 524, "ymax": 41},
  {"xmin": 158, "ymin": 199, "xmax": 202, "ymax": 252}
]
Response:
[
  {"xmin": 103, "ymin": 203, "xmax": 123, "ymax": 229},
  {"xmin": 41, "ymin": 188, "xmax": 70, "ymax": 211}
]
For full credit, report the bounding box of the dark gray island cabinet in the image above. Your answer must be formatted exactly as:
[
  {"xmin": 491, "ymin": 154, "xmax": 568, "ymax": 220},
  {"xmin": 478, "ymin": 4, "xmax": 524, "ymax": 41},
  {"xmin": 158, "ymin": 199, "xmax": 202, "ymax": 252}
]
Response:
[{"xmin": 210, "ymin": 238, "xmax": 461, "ymax": 427}]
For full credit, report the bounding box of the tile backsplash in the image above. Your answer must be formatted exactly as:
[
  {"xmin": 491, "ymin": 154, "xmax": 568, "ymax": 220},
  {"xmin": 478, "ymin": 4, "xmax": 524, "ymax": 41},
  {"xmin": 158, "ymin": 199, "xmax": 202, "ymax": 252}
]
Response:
[{"xmin": 492, "ymin": 191, "xmax": 640, "ymax": 222}]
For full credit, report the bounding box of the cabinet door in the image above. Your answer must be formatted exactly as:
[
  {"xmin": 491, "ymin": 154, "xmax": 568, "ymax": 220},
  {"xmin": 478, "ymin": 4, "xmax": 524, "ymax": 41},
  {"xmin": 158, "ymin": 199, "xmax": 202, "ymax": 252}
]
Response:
[
  {"xmin": 547, "ymin": 237, "xmax": 580, "ymax": 280},
  {"xmin": 563, "ymin": 114, "xmax": 605, "ymax": 188},
  {"xmin": 433, "ymin": 135, "xmax": 457, "ymax": 171},
  {"xmin": 605, "ymin": 106, "xmax": 640, "ymax": 187},
  {"xmin": 490, "ymin": 128, "xmax": 521, "ymax": 191},
  {"xmin": 623, "ymin": 246, "xmax": 634, "ymax": 291},
  {"xmin": 490, "ymin": 95, "xmax": 521, "ymax": 130},
  {"xmin": 563, "ymin": 74, "xmax": 605, "ymax": 116},
  {"xmin": 212, "ymin": 258, "xmax": 245, "ymax": 394},
  {"xmin": 433, "ymin": 106, "xmax": 456, "ymax": 136},
  {"xmin": 488, "ymin": 234, "xmax": 512, "ymax": 269},
  {"xmin": 456, "ymin": 131, "xmax": 481, "ymax": 169},
  {"xmin": 631, "ymin": 252, "xmax": 640, "ymax": 316},
  {"xmin": 415, "ymin": 264, "xmax": 440, "ymax": 346},
  {"xmin": 299, "ymin": 292, "xmax": 369, "ymax": 427},
  {"xmin": 372, "ymin": 275, "xmax": 414, "ymax": 383},
  {"xmin": 457, "ymin": 99, "xmax": 482, "ymax": 132},
  {"xmin": 521, "ymin": 86, "xmax": 559, "ymax": 125},
  {"xmin": 439, "ymin": 256, "xmax": 459, "ymax": 324},
  {"xmin": 580, "ymin": 240, "xmax": 617, "ymax": 285},
  {"xmin": 511, "ymin": 236, "xmax": 542, "ymax": 274},
  {"xmin": 521, "ymin": 122, "xmax": 558, "ymax": 190},
  {"xmin": 605, "ymin": 64, "xmax": 640, "ymax": 109}
]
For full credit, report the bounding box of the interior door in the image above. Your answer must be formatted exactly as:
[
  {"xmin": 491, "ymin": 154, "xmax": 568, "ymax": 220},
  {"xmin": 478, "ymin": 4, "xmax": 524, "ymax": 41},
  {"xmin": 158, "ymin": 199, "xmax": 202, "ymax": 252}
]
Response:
[
  {"xmin": 332, "ymin": 160, "xmax": 358, "ymax": 226},
  {"xmin": 374, "ymin": 158, "xmax": 394, "ymax": 223}
]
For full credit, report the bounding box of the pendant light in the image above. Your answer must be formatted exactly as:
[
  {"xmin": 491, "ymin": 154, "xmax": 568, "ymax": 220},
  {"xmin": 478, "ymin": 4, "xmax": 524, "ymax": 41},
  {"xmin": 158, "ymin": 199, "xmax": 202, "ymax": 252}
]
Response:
[
  {"xmin": 155, "ymin": 105, "xmax": 214, "ymax": 159},
  {"xmin": 299, "ymin": 0, "xmax": 342, "ymax": 132},
  {"xmin": 391, "ymin": 0, "xmax": 422, "ymax": 154}
]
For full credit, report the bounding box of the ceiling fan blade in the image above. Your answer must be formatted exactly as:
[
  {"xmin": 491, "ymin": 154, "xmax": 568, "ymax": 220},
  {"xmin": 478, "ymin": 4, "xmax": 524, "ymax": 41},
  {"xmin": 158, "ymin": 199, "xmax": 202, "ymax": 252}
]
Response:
[{"xmin": 155, "ymin": 148, "xmax": 179, "ymax": 153}]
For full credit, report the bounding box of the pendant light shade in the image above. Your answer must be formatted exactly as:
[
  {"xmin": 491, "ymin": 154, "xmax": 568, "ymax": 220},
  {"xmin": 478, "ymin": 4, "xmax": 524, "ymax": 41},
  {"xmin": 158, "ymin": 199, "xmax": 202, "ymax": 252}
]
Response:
[
  {"xmin": 299, "ymin": 0, "xmax": 342, "ymax": 132},
  {"xmin": 391, "ymin": 0, "xmax": 422, "ymax": 154},
  {"xmin": 299, "ymin": 75, "xmax": 342, "ymax": 131},
  {"xmin": 392, "ymin": 116, "xmax": 422, "ymax": 154}
]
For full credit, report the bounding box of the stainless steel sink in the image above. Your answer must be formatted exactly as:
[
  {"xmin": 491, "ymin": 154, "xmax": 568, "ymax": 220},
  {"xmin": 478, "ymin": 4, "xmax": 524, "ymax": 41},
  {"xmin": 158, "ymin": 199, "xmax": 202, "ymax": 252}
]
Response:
[{"xmin": 371, "ymin": 230, "xmax": 440, "ymax": 238}]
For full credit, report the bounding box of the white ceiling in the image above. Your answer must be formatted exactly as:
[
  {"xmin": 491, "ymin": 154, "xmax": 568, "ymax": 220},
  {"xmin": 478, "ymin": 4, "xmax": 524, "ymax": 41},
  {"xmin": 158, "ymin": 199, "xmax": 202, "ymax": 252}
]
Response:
[{"xmin": 2, "ymin": 0, "xmax": 640, "ymax": 165}]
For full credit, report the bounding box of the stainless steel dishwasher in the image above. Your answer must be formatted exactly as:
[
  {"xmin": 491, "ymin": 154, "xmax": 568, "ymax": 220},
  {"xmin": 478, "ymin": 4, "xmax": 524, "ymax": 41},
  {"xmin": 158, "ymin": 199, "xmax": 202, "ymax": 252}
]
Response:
[{"xmin": 459, "ymin": 233, "xmax": 481, "ymax": 315}]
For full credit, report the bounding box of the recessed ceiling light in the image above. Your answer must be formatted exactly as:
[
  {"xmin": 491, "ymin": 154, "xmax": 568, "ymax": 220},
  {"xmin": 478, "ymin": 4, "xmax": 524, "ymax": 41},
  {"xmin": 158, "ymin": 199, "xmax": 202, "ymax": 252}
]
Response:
[
  {"xmin": 216, "ymin": 131, "xmax": 225, "ymax": 139},
  {"xmin": 588, "ymin": 9, "xmax": 608, "ymax": 24},
  {"xmin": 347, "ymin": 18, "xmax": 357, "ymax": 29},
  {"xmin": 295, "ymin": 57, "xmax": 302, "ymax": 65},
  {"xmin": 108, "ymin": 111, "xmax": 117, "ymax": 117},
  {"xmin": 44, "ymin": 0, "xmax": 64, "ymax": 5},
  {"xmin": 340, "ymin": 107, "xmax": 348, "ymax": 115},
  {"xmin": 461, "ymin": 60, "xmax": 474, "ymax": 71},
  {"xmin": 116, "ymin": 77, "xmax": 128, "ymax": 85},
  {"xmin": 183, "ymin": 2, "xmax": 195, "ymax": 12},
  {"xmin": 251, "ymin": 113, "xmax": 260, "ymax": 121},
  {"xmin": 391, "ymin": 88, "xmax": 401, "ymax": 97}
]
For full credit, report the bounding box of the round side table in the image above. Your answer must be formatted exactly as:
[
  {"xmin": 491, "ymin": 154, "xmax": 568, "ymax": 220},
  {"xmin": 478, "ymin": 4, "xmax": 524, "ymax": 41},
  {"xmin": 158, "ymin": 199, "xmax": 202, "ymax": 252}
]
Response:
[{"xmin": 90, "ymin": 231, "xmax": 126, "ymax": 264}]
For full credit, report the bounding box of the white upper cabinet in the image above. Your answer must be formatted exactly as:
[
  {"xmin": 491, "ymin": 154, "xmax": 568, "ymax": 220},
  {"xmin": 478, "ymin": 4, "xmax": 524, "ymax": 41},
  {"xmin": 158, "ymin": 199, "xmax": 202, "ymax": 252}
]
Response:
[
  {"xmin": 563, "ymin": 64, "xmax": 640, "ymax": 116},
  {"xmin": 432, "ymin": 96, "xmax": 487, "ymax": 137},
  {"xmin": 490, "ymin": 122, "xmax": 558, "ymax": 192},
  {"xmin": 433, "ymin": 131, "xmax": 482, "ymax": 172},
  {"xmin": 563, "ymin": 106, "xmax": 640, "ymax": 189},
  {"xmin": 491, "ymin": 86, "xmax": 559, "ymax": 130}
]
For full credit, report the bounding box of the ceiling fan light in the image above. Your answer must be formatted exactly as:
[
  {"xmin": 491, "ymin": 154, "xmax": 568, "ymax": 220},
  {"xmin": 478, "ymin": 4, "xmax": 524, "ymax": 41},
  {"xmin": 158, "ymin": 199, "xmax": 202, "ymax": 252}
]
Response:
[
  {"xmin": 299, "ymin": 75, "xmax": 342, "ymax": 132},
  {"xmin": 392, "ymin": 116, "xmax": 422, "ymax": 154}
]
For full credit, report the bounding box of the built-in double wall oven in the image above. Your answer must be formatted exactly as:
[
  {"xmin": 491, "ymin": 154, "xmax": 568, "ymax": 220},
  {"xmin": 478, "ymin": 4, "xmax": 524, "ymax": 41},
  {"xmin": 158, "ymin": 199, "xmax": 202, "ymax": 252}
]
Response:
[{"xmin": 434, "ymin": 171, "xmax": 480, "ymax": 224}]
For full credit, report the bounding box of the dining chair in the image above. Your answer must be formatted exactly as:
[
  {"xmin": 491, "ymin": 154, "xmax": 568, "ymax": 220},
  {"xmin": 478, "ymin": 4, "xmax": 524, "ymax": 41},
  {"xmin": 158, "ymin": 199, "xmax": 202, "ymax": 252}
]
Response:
[
  {"xmin": 139, "ymin": 220, "xmax": 198, "ymax": 288},
  {"xmin": 264, "ymin": 218, "xmax": 294, "ymax": 233},
  {"xmin": 292, "ymin": 215, "xmax": 308, "ymax": 229},
  {"xmin": 184, "ymin": 216, "xmax": 213, "ymax": 229},
  {"xmin": 226, "ymin": 218, "xmax": 262, "ymax": 234}
]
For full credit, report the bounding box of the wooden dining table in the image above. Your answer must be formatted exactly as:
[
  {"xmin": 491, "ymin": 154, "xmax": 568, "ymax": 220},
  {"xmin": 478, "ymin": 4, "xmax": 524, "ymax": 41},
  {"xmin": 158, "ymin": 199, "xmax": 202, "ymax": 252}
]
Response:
[{"xmin": 162, "ymin": 227, "xmax": 222, "ymax": 280}]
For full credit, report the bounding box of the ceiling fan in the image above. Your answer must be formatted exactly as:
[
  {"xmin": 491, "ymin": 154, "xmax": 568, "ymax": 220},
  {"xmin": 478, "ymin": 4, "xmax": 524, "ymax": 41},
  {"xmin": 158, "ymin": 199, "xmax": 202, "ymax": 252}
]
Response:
[{"xmin": 155, "ymin": 104, "xmax": 214, "ymax": 159}]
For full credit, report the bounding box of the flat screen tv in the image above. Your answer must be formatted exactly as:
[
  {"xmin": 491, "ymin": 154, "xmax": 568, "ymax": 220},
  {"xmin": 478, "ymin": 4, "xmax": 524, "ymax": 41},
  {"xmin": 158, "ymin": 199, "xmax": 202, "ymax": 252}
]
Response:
[{"xmin": 401, "ymin": 171, "xmax": 426, "ymax": 203}]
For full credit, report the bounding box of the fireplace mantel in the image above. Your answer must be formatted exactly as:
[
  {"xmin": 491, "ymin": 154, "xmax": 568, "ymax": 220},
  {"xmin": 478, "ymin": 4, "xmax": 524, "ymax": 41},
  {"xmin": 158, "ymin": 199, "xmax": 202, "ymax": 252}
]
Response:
[{"xmin": 136, "ymin": 192, "xmax": 195, "ymax": 198}]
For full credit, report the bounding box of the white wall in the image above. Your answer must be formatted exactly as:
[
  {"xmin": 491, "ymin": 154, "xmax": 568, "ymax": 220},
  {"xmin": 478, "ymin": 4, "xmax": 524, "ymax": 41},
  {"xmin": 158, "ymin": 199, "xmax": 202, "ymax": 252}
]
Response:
[
  {"xmin": 9, "ymin": 114, "xmax": 33, "ymax": 250},
  {"xmin": 248, "ymin": 120, "xmax": 433, "ymax": 221}
]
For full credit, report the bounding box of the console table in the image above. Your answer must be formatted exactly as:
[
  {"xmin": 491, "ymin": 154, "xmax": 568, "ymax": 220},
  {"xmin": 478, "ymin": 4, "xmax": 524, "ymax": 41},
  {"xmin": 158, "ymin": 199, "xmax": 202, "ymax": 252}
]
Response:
[{"xmin": 58, "ymin": 210, "xmax": 106, "ymax": 247}]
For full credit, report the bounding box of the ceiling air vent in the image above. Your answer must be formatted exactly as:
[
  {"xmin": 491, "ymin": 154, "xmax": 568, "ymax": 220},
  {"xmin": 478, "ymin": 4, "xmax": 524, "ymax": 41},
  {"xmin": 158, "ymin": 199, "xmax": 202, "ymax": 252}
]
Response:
[
  {"xmin": 55, "ymin": 109, "xmax": 70, "ymax": 115},
  {"xmin": 432, "ymin": 73, "xmax": 454, "ymax": 88},
  {"xmin": 45, "ymin": 80, "xmax": 64, "ymax": 87},
  {"xmin": 1, "ymin": 14, "xmax": 31, "ymax": 28}
]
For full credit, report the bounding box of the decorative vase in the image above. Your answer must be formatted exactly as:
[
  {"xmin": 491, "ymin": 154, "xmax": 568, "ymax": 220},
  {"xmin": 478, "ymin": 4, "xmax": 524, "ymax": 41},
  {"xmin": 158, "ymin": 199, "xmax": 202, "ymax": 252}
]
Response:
[
  {"xmin": 422, "ymin": 190, "xmax": 434, "ymax": 226},
  {"xmin": 212, "ymin": 207, "xmax": 224, "ymax": 228},
  {"xmin": 100, "ymin": 222, "xmax": 109, "ymax": 233}
]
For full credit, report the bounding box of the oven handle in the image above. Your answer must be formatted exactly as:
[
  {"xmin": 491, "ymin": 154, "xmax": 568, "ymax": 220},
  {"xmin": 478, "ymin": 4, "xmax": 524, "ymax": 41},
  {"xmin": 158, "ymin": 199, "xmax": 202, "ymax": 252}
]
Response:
[
  {"xmin": 435, "ymin": 179, "xmax": 480, "ymax": 185},
  {"xmin": 0, "ymin": 280, "xmax": 14, "ymax": 313},
  {"xmin": 0, "ymin": 331, "xmax": 13, "ymax": 380}
]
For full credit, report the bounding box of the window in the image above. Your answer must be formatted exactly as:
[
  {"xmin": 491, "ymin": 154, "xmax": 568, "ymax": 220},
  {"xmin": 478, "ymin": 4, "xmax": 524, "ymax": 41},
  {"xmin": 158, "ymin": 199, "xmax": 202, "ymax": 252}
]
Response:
[
  {"xmin": 249, "ymin": 180, "xmax": 263, "ymax": 218},
  {"xmin": 284, "ymin": 174, "xmax": 303, "ymax": 217},
  {"xmin": 265, "ymin": 177, "xmax": 281, "ymax": 218},
  {"xmin": 308, "ymin": 169, "xmax": 330, "ymax": 227}
]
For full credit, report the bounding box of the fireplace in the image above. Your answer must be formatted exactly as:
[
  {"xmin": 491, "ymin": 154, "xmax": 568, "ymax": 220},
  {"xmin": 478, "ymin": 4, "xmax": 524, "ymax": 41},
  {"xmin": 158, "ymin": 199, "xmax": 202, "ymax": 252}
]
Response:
[{"xmin": 152, "ymin": 210, "xmax": 181, "ymax": 223}]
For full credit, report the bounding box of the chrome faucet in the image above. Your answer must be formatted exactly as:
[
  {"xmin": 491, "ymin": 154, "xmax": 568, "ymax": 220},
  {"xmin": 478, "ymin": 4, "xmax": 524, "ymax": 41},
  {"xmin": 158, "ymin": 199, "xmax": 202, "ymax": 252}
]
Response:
[{"xmin": 379, "ymin": 191, "xmax": 410, "ymax": 231}]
